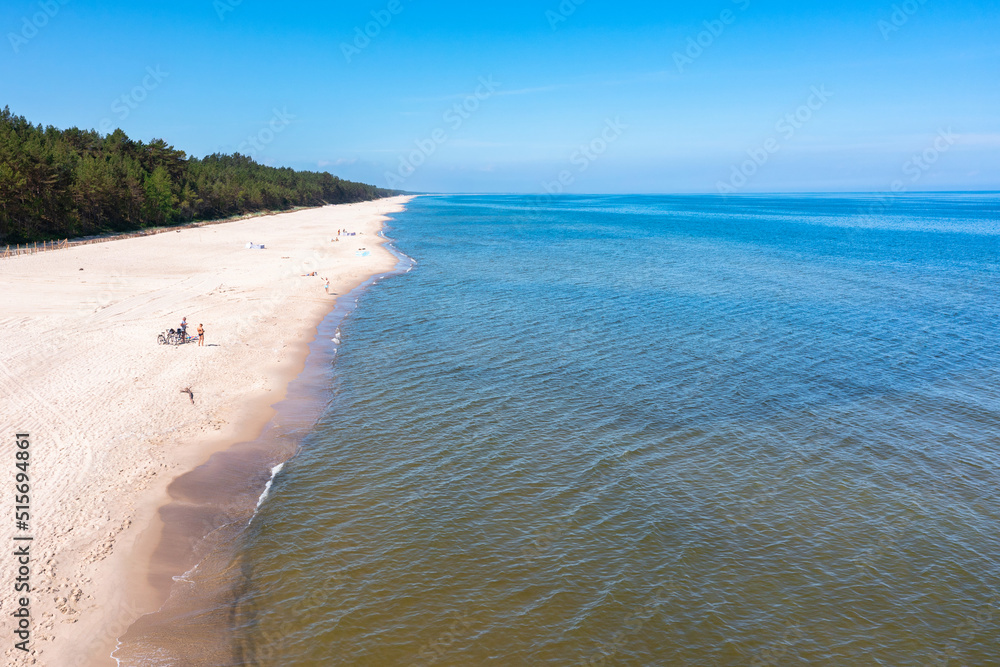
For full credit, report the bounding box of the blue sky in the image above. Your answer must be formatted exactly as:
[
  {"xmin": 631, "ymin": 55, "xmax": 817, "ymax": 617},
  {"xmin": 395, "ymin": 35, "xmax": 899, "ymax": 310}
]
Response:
[{"xmin": 2, "ymin": 0, "xmax": 998, "ymax": 193}]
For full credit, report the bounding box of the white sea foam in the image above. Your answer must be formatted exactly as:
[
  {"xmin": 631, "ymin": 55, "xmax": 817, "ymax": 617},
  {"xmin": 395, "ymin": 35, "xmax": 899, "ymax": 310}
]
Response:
[
  {"xmin": 172, "ymin": 562, "xmax": 200, "ymax": 584},
  {"xmin": 253, "ymin": 463, "xmax": 285, "ymax": 513}
]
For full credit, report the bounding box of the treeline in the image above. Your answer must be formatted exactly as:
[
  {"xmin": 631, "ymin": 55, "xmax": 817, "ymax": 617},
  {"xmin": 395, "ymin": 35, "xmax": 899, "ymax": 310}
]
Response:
[{"xmin": 0, "ymin": 107, "xmax": 400, "ymax": 244}]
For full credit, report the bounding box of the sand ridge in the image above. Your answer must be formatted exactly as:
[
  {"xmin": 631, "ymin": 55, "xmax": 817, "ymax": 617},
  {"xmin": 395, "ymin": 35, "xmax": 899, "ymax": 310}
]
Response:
[{"xmin": 0, "ymin": 196, "xmax": 413, "ymax": 666}]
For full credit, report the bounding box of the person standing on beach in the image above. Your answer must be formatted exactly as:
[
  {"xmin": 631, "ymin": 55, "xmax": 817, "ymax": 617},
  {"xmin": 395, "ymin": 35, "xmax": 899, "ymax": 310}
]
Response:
[
  {"xmin": 324, "ymin": 279, "xmax": 330, "ymax": 294},
  {"xmin": 197, "ymin": 324, "xmax": 205, "ymax": 347}
]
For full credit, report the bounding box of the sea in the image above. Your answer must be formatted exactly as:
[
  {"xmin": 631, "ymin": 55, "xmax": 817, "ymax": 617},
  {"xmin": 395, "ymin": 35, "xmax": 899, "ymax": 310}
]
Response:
[{"xmin": 114, "ymin": 194, "xmax": 1000, "ymax": 666}]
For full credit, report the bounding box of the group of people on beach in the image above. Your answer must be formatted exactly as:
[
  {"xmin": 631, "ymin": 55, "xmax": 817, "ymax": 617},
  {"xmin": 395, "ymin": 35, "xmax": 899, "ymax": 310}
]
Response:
[
  {"xmin": 334, "ymin": 229, "xmax": 363, "ymax": 241},
  {"xmin": 179, "ymin": 317, "xmax": 206, "ymax": 346}
]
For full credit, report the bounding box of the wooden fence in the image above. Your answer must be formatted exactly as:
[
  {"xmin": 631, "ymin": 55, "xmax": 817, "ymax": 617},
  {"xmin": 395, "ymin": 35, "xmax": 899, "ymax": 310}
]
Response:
[{"xmin": 2, "ymin": 240, "xmax": 71, "ymax": 258}]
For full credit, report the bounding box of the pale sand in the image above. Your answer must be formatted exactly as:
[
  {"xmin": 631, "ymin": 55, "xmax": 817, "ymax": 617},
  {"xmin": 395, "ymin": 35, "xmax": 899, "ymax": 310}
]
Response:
[{"xmin": 0, "ymin": 196, "xmax": 413, "ymax": 666}]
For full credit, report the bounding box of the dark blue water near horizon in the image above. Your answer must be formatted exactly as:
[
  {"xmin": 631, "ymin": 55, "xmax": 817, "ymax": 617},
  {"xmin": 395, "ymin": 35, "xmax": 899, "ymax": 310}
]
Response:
[{"xmin": 231, "ymin": 193, "xmax": 999, "ymax": 666}]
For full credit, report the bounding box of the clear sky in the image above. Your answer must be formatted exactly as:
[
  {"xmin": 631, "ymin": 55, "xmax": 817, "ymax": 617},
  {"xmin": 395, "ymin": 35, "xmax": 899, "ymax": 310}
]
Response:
[{"xmin": 2, "ymin": 0, "xmax": 998, "ymax": 193}]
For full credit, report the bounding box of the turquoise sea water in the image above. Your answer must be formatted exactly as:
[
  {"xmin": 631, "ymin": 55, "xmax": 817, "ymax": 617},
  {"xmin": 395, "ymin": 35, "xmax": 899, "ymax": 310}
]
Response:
[{"xmin": 129, "ymin": 194, "xmax": 1000, "ymax": 665}]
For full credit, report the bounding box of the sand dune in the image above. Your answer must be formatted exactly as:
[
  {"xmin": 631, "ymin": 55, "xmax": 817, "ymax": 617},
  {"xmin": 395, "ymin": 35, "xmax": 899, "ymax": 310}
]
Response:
[{"xmin": 0, "ymin": 196, "xmax": 411, "ymax": 666}]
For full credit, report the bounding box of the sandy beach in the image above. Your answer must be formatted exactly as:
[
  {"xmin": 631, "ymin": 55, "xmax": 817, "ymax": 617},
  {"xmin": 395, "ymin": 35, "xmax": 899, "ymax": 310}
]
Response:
[{"xmin": 0, "ymin": 196, "xmax": 412, "ymax": 667}]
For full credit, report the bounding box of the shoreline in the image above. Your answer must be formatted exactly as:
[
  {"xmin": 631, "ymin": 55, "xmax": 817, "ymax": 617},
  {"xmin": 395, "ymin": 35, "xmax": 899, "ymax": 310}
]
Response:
[
  {"xmin": 112, "ymin": 242, "xmax": 417, "ymax": 664},
  {"xmin": 0, "ymin": 196, "xmax": 414, "ymax": 666}
]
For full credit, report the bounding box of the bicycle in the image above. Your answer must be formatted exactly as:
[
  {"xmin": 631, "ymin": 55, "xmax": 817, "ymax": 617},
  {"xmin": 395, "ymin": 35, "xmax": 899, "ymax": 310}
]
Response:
[{"xmin": 157, "ymin": 329, "xmax": 189, "ymax": 346}]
